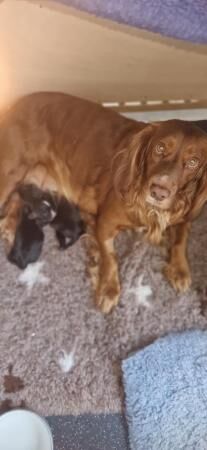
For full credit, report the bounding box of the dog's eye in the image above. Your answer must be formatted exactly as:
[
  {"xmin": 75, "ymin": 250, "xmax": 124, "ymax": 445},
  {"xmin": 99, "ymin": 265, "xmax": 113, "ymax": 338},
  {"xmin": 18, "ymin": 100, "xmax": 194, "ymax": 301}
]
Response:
[
  {"xmin": 185, "ymin": 158, "xmax": 199, "ymax": 169},
  {"xmin": 155, "ymin": 143, "xmax": 165, "ymax": 155}
]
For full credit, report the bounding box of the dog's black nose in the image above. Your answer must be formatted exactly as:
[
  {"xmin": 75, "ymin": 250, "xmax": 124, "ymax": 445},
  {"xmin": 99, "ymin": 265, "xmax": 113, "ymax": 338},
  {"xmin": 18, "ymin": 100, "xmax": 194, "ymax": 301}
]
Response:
[{"xmin": 150, "ymin": 184, "xmax": 170, "ymax": 202}]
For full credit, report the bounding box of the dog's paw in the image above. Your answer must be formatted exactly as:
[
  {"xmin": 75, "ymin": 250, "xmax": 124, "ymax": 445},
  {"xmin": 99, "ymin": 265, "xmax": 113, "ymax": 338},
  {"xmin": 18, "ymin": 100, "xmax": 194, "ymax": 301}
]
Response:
[
  {"xmin": 88, "ymin": 264, "xmax": 99, "ymax": 291},
  {"xmin": 164, "ymin": 263, "xmax": 192, "ymax": 293},
  {"xmin": 96, "ymin": 281, "xmax": 120, "ymax": 314}
]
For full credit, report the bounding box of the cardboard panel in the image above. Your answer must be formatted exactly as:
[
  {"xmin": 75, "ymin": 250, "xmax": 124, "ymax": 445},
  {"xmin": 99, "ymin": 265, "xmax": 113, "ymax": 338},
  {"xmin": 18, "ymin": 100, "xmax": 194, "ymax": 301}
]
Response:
[{"xmin": 0, "ymin": 0, "xmax": 207, "ymax": 110}]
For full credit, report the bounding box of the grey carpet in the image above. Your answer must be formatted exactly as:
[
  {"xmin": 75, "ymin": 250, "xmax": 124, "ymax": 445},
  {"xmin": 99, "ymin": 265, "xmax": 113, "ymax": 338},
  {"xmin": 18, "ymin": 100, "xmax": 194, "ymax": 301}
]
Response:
[{"xmin": 0, "ymin": 205, "xmax": 207, "ymax": 418}]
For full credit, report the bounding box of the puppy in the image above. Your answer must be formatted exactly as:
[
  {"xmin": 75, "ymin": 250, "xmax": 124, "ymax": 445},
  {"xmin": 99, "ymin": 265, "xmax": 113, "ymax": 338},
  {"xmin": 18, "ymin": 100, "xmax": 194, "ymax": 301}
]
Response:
[
  {"xmin": 8, "ymin": 204, "xmax": 44, "ymax": 269},
  {"xmin": 51, "ymin": 196, "xmax": 85, "ymax": 249},
  {"xmin": 18, "ymin": 184, "xmax": 57, "ymax": 227},
  {"xmin": 19, "ymin": 184, "xmax": 85, "ymax": 247},
  {"xmin": 7, "ymin": 184, "xmax": 85, "ymax": 269},
  {"xmin": 6, "ymin": 184, "xmax": 56, "ymax": 269}
]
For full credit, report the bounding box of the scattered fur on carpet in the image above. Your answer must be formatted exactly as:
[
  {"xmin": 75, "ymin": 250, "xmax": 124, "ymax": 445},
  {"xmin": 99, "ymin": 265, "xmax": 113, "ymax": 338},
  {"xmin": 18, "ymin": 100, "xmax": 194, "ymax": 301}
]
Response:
[
  {"xmin": 58, "ymin": 347, "xmax": 76, "ymax": 373},
  {"xmin": 18, "ymin": 261, "xmax": 49, "ymax": 294},
  {"xmin": 128, "ymin": 274, "xmax": 152, "ymax": 308}
]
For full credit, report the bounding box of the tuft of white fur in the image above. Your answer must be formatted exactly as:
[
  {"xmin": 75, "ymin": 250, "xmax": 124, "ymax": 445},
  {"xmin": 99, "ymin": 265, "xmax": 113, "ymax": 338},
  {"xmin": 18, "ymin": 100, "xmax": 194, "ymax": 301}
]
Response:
[
  {"xmin": 18, "ymin": 261, "xmax": 49, "ymax": 294},
  {"xmin": 129, "ymin": 274, "xmax": 152, "ymax": 308},
  {"xmin": 58, "ymin": 348, "xmax": 76, "ymax": 373}
]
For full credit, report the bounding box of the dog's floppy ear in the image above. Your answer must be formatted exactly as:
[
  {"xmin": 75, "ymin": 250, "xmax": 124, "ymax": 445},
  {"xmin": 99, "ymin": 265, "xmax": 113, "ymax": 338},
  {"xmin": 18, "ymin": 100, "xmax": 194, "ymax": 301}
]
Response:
[
  {"xmin": 187, "ymin": 169, "xmax": 207, "ymax": 220},
  {"xmin": 113, "ymin": 124, "xmax": 156, "ymax": 203}
]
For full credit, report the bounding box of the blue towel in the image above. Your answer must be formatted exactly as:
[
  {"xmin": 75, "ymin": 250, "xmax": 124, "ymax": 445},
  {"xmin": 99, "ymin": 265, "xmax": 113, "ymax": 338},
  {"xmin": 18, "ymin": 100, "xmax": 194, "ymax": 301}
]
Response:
[
  {"xmin": 58, "ymin": 0, "xmax": 207, "ymax": 44},
  {"xmin": 122, "ymin": 330, "xmax": 207, "ymax": 450}
]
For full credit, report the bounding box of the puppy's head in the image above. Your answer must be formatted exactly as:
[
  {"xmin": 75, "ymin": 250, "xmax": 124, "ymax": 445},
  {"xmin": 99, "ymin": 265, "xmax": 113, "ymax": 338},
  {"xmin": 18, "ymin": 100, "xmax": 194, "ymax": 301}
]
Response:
[
  {"xmin": 8, "ymin": 205, "xmax": 44, "ymax": 269},
  {"xmin": 51, "ymin": 197, "xmax": 85, "ymax": 249},
  {"xmin": 18, "ymin": 184, "xmax": 57, "ymax": 227}
]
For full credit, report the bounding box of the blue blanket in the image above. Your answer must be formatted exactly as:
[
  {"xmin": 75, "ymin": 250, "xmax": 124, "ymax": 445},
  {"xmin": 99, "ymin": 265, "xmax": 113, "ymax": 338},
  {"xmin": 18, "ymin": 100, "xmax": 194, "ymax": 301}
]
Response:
[
  {"xmin": 122, "ymin": 330, "xmax": 207, "ymax": 450},
  {"xmin": 58, "ymin": 0, "xmax": 207, "ymax": 44}
]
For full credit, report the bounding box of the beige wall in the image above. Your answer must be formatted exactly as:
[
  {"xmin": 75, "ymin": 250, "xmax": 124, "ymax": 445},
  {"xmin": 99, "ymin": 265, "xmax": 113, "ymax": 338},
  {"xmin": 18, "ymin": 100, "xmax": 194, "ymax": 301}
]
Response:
[{"xmin": 0, "ymin": 0, "xmax": 207, "ymax": 110}]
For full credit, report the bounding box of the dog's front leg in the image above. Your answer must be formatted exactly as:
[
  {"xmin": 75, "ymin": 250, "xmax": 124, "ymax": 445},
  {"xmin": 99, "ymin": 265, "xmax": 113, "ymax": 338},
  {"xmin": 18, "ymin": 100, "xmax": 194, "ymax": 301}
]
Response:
[
  {"xmin": 0, "ymin": 192, "xmax": 23, "ymax": 252},
  {"xmin": 91, "ymin": 197, "xmax": 130, "ymax": 314},
  {"xmin": 95, "ymin": 230, "xmax": 120, "ymax": 314},
  {"xmin": 164, "ymin": 222, "xmax": 191, "ymax": 292},
  {"xmin": 85, "ymin": 213, "xmax": 120, "ymax": 313}
]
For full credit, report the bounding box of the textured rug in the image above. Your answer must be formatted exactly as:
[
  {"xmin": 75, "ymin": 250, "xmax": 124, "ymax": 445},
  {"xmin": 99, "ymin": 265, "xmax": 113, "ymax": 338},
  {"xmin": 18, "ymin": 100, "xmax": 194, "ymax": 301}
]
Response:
[
  {"xmin": 122, "ymin": 330, "xmax": 207, "ymax": 450},
  {"xmin": 1, "ymin": 204, "xmax": 207, "ymax": 420}
]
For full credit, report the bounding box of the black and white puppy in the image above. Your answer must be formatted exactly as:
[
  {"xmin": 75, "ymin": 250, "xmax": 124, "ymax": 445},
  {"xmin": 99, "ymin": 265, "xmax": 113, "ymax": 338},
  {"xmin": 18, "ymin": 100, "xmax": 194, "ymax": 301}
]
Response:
[
  {"xmin": 19, "ymin": 184, "xmax": 85, "ymax": 248},
  {"xmin": 18, "ymin": 184, "xmax": 57, "ymax": 227},
  {"xmin": 8, "ymin": 184, "xmax": 85, "ymax": 269},
  {"xmin": 51, "ymin": 196, "xmax": 85, "ymax": 249}
]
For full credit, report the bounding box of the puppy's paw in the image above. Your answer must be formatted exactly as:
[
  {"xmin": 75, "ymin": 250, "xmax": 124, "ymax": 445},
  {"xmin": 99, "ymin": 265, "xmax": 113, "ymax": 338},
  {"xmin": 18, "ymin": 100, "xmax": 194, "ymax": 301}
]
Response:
[
  {"xmin": 164, "ymin": 263, "xmax": 192, "ymax": 293},
  {"xmin": 96, "ymin": 281, "xmax": 120, "ymax": 314}
]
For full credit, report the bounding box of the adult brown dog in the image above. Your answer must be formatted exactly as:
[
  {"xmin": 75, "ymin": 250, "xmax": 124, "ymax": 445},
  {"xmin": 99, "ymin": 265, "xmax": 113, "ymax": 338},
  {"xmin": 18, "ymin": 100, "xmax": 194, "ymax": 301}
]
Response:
[{"xmin": 0, "ymin": 92, "xmax": 207, "ymax": 313}]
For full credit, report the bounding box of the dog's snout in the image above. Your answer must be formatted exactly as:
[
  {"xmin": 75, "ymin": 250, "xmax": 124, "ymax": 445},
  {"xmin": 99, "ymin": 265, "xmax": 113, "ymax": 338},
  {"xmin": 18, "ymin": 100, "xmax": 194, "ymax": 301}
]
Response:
[{"xmin": 150, "ymin": 183, "xmax": 170, "ymax": 202}]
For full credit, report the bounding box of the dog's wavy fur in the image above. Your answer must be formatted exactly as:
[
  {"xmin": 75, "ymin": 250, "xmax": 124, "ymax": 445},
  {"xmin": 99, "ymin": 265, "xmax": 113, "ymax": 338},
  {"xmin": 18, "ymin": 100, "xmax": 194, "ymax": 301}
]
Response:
[
  {"xmin": 1, "ymin": 93, "xmax": 207, "ymax": 312},
  {"xmin": 113, "ymin": 124, "xmax": 207, "ymax": 245}
]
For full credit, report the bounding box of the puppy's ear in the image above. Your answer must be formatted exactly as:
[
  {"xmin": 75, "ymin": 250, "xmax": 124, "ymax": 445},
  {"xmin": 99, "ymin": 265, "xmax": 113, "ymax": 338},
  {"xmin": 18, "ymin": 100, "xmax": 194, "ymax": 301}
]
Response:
[{"xmin": 113, "ymin": 124, "xmax": 155, "ymax": 203}]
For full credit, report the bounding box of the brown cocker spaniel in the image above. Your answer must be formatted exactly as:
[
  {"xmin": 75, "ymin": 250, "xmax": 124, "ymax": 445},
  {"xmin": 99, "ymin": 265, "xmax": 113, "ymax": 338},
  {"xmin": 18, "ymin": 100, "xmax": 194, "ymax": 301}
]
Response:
[{"xmin": 0, "ymin": 92, "xmax": 207, "ymax": 313}]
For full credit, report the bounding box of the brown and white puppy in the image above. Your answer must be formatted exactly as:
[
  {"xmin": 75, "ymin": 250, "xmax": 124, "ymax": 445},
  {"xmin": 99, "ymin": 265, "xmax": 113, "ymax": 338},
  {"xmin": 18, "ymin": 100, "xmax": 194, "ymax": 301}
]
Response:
[{"xmin": 0, "ymin": 93, "xmax": 207, "ymax": 312}]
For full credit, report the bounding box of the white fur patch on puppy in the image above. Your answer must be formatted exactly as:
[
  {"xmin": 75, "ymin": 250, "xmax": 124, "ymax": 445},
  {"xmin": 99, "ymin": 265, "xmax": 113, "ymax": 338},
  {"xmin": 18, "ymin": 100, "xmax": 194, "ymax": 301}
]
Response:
[
  {"xmin": 18, "ymin": 261, "xmax": 49, "ymax": 294},
  {"xmin": 58, "ymin": 344, "xmax": 77, "ymax": 373},
  {"xmin": 129, "ymin": 274, "xmax": 152, "ymax": 308}
]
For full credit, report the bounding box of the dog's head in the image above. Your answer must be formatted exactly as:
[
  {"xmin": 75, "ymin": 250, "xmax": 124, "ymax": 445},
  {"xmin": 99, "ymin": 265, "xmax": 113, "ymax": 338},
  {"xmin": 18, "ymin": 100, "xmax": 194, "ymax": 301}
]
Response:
[{"xmin": 114, "ymin": 120, "xmax": 207, "ymax": 241}]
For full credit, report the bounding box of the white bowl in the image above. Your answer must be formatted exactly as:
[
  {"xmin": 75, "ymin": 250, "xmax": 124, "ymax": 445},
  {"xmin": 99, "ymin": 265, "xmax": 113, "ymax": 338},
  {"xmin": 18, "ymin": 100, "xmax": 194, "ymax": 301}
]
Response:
[{"xmin": 0, "ymin": 409, "xmax": 53, "ymax": 450}]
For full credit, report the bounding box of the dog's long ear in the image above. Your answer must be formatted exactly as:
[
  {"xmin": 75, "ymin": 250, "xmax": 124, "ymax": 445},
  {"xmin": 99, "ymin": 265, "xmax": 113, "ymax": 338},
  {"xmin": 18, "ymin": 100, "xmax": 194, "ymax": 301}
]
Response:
[
  {"xmin": 187, "ymin": 169, "xmax": 207, "ymax": 220},
  {"xmin": 113, "ymin": 124, "xmax": 156, "ymax": 203}
]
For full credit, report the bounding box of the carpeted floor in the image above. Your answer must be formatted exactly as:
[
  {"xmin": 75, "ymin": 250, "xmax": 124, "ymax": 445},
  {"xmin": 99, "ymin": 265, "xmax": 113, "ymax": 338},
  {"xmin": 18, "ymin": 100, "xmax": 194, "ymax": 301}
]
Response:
[{"xmin": 0, "ymin": 205, "xmax": 207, "ymax": 420}]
